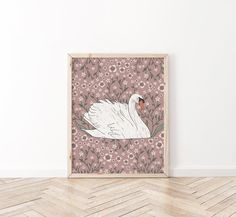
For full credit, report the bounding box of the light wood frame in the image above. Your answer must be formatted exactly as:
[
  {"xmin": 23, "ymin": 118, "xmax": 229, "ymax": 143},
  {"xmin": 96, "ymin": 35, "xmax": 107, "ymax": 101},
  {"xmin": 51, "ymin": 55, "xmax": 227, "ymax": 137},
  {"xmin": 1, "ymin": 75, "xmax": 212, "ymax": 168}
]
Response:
[{"xmin": 68, "ymin": 54, "xmax": 169, "ymax": 178}]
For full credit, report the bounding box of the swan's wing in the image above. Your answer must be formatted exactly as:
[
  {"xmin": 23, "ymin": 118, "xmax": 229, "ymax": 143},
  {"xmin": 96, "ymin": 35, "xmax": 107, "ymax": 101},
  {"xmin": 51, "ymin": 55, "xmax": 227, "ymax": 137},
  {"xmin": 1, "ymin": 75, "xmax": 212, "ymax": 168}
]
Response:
[{"xmin": 84, "ymin": 100, "xmax": 134, "ymax": 138}]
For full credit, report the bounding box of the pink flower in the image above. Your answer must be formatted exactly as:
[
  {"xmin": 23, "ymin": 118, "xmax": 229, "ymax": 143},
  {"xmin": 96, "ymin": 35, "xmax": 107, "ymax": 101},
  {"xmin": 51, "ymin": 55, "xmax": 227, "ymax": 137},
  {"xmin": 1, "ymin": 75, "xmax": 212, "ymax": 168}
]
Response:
[{"xmin": 123, "ymin": 80, "xmax": 128, "ymax": 85}]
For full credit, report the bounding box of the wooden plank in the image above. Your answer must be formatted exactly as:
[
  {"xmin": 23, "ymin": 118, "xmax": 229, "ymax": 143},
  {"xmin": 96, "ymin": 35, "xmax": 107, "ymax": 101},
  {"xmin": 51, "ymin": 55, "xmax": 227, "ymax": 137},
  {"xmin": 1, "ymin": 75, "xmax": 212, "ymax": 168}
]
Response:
[{"xmin": 0, "ymin": 178, "xmax": 235, "ymax": 217}]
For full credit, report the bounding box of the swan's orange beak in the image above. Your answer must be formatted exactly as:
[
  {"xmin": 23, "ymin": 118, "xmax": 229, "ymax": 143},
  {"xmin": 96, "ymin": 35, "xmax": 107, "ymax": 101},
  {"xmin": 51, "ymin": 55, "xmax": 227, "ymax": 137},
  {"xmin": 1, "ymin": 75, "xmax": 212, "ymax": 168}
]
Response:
[{"xmin": 139, "ymin": 100, "xmax": 145, "ymax": 110}]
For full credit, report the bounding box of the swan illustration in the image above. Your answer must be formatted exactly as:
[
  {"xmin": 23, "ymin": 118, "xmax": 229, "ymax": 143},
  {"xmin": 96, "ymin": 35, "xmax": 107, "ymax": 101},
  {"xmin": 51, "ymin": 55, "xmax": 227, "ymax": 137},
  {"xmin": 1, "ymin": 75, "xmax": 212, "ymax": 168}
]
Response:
[{"xmin": 82, "ymin": 94, "xmax": 151, "ymax": 139}]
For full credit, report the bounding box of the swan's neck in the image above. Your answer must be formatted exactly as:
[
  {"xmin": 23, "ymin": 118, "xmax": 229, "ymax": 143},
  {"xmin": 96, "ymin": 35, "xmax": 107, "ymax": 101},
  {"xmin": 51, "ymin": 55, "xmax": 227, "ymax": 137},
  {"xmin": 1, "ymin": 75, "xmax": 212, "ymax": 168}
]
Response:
[
  {"xmin": 128, "ymin": 100, "xmax": 140, "ymax": 127},
  {"xmin": 128, "ymin": 98, "xmax": 150, "ymax": 138}
]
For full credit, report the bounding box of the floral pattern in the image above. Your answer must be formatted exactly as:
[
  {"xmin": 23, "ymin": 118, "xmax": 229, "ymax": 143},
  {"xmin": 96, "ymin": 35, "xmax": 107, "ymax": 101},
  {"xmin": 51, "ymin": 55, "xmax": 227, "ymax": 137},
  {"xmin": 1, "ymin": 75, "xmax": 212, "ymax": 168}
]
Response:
[{"xmin": 71, "ymin": 57, "xmax": 166, "ymax": 174}]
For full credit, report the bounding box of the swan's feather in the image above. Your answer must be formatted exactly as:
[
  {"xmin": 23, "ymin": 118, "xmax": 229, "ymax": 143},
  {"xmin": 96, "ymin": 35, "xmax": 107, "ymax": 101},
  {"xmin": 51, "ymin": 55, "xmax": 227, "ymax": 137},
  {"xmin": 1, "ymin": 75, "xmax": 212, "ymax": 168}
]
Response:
[{"xmin": 83, "ymin": 100, "xmax": 134, "ymax": 139}]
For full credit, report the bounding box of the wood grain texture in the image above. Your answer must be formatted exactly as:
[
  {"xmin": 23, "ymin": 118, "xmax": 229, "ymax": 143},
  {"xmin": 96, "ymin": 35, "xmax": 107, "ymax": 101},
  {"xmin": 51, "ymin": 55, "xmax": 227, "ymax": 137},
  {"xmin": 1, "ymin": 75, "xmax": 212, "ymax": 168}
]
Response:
[{"xmin": 0, "ymin": 178, "xmax": 236, "ymax": 217}]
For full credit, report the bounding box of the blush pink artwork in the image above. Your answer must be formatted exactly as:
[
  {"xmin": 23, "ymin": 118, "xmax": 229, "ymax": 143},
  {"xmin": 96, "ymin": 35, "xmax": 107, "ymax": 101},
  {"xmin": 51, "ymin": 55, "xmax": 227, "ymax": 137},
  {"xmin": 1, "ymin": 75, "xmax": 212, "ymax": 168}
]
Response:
[{"xmin": 71, "ymin": 57, "xmax": 166, "ymax": 174}]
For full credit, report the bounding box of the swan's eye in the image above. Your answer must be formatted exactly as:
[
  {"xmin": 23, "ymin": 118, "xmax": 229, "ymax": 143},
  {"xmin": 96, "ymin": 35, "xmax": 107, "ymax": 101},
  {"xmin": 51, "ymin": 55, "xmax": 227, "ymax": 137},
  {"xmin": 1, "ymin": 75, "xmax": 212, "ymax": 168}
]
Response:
[{"xmin": 138, "ymin": 98, "xmax": 145, "ymax": 103}]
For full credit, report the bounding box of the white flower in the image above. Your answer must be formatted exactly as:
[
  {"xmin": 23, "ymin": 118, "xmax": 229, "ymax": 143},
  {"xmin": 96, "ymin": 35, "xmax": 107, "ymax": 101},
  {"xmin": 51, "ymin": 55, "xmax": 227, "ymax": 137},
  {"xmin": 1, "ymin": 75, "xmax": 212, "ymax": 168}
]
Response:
[
  {"xmin": 125, "ymin": 63, "xmax": 130, "ymax": 68},
  {"xmin": 138, "ymin": 81, "xmax": 145, "ymax": 88},
  {"xmin": 123, "ymin": 159, "xmax": 129, "ymax": 165},
  {"xmin": 158, "ymin": 84, "xmax": 165, "ymax": 92},
  {"xmin": 119, "ymin": 67, "xmax": 125, "ymax": 73},
  {"xmin": 116, "ymin": 156, "xmax": 121, "ymax": 162},
  {"xmin": 128, "ymin": 153, "xmax": 134, "ymax": 159},
  {"xmin": 156, "ymin": 141, "xmax": 163, "ymax": 147},
  {"xmin": 99, "ymin": 81, "xmax": 105, "ymax": 87},
  {"xmin": 104, "ymin": 154, "xmax": 112, "ymax": 161},
  {"xmin": 144, "ymin": 74, "xmax": 149, "ymax": 79},
  {"xmin": 109, "ymin": 65, "xmax": 117, "ymax": 73}
]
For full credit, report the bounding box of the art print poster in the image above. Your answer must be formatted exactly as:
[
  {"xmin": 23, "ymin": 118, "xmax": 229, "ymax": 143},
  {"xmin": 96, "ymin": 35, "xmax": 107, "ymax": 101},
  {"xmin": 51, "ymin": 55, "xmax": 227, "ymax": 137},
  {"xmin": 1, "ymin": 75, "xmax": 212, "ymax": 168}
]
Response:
[{"xmin": 69, "ymin": 54, "xmax": 168, "ymax": 176}]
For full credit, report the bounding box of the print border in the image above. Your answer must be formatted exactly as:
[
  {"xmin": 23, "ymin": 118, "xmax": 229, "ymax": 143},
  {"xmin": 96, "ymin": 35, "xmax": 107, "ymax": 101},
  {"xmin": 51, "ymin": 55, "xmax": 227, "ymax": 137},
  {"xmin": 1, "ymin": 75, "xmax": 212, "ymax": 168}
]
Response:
[{"xmin": 68, "ymin": 54, "xmax": 169, "ymax": 178}]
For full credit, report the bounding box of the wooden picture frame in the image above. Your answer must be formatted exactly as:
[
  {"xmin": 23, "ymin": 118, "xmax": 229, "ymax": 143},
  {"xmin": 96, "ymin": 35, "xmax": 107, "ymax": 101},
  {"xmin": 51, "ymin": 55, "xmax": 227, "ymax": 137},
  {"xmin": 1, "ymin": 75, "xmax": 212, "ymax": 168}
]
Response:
[{"xmin": 68, "ymin": 54, "xmax": 168, "ymax": 178}]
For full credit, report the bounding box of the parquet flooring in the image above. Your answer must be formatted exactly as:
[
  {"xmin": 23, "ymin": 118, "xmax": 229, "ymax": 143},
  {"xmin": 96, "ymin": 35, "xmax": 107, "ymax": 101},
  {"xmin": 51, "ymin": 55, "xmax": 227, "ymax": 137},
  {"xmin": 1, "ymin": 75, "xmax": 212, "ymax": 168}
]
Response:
[{"xmin": 0, "ymin": 177, "xmax": 236, "ymax": 217}]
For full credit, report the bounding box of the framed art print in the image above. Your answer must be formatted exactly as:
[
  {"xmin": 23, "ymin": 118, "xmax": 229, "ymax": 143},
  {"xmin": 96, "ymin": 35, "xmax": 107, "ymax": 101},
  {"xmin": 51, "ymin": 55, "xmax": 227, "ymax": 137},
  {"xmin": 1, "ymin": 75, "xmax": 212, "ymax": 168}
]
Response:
[{"xmin": 68, "ymin": 54, "xmax": 168, "ymax": 177}]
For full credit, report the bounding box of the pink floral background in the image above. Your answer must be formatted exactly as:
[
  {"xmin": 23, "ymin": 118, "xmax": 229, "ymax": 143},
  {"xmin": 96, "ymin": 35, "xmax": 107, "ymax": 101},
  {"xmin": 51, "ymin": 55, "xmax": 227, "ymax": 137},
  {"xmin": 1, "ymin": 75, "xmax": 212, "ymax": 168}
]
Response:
[{"xmin": 71, "ymin": 57, "xmax": 165, "ymax": 174}]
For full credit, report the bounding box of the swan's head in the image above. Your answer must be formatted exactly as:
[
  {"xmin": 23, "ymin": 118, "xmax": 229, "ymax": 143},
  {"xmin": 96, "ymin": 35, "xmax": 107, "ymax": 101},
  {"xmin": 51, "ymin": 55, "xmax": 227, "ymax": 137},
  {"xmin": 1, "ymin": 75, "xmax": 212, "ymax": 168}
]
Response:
[{"xmin": 130, "ymin": 94, "xmax": 145, "ymax": 110}]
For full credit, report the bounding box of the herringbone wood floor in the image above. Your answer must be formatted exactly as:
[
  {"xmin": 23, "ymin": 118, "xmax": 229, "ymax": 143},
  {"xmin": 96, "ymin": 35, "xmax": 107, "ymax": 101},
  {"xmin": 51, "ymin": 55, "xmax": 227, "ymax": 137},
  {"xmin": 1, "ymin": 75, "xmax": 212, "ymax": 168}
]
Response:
[{"xmin": 0, "ymin": 178, "xmax": 236, "ymax": 217}]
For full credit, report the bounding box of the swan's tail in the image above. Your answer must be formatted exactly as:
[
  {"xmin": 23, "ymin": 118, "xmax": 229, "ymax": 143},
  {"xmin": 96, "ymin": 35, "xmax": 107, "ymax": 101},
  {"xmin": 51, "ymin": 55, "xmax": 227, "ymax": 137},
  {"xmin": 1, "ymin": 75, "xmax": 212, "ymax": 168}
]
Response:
[
  {"xmin": 83, "ymin": 113, "xmax": 95, "ymax": 127},
  {"xmin": 83, "ymin": 113, "xmax": 108, "ymax": 138}
]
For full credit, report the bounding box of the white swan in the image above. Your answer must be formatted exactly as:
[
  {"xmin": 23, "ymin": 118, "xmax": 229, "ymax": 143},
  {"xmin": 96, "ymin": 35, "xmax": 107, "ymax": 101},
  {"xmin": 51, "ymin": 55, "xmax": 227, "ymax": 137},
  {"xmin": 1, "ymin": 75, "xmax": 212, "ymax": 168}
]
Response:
[{"xmin": 82, "ymin": 94, "xmax": 151, "ymax": 139}]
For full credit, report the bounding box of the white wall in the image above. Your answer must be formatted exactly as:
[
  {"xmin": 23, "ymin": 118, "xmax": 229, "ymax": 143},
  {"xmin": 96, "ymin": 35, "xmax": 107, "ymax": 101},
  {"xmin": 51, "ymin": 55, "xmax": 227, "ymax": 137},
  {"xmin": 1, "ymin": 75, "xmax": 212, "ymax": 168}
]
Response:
[{"xmin": 0, "ymin": 0, "xmax": 236, "ymax": 177}]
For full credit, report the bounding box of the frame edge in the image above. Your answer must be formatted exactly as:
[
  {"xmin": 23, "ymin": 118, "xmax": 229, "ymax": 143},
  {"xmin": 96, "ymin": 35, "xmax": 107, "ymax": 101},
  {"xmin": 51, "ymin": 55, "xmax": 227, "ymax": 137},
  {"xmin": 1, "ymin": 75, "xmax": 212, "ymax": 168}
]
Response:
[
  {"xmin": 67, "ymin": 54, "xmax": 72, "ymax": 177},
  {"xmin": 67, "ymin": 53, "xmax": 169, "ymax": 178}
]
